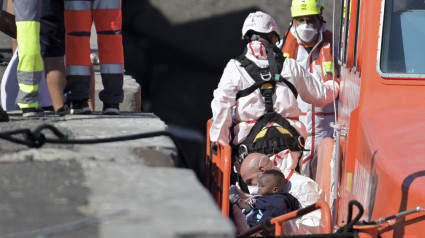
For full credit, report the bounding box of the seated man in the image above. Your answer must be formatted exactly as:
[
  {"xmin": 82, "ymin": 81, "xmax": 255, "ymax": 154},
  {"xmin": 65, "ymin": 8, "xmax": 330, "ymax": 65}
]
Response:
[
  {"xmin": 230, "ymin": 169, "xmax": 300, "ymax": 227},
  {"xmin": 239, "ymin": 153, "xmax": 325, "ymax": 232}
]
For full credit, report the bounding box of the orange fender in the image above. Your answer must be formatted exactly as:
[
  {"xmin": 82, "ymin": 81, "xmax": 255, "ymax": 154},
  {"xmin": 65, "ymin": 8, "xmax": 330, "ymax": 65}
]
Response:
[{"xmin": 316, "ymin": 137, "xmax": 336, "ymax": 203}]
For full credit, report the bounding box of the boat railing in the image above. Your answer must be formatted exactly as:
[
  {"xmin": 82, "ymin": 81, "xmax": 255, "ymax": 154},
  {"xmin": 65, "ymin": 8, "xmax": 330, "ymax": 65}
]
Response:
[
  {"xmin": 237, "ymin": 201, "xmax": 332, "ymax": 237},
  {"xmin": 205, "ymin": 119, "xmax": 232, "ymax": 217}
]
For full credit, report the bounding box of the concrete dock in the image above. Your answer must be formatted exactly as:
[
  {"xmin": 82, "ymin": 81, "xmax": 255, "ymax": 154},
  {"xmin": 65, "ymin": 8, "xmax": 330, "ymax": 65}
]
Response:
[
  {"xmin": 0, "ymin": 18, "xmax": 234, "ymax": 237},
  {"xmin": 0, "ymin": 112, "xmax": 234, "ymax": 238}
]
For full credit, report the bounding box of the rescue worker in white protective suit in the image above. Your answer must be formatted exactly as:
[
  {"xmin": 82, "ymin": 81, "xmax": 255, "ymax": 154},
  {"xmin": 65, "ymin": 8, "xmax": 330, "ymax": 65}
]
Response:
[
  {"xmin": 209, "ymin": 11, "xmax": 339, "ymax": 171},
  {"xmin": 239, "ymin": 153, "xmax": 325, "ymax": 233},
  {"xmin": 281, "ymin": 0, "xmax": 339, "ymax": 179}
]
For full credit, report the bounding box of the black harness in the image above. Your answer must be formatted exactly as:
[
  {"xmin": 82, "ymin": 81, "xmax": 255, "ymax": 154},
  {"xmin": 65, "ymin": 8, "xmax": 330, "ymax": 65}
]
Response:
[{"xmin": 235, "ymin": 40, "xmax": 305, "ymax": 159}]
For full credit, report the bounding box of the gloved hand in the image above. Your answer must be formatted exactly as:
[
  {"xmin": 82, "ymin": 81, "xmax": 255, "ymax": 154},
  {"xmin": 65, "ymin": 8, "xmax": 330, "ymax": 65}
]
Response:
[
  {"xmin": 276, "ymin": 38, "xmax": 284, "ymax": 50},
  {"xmin": 229, "ymin": 185, "xmax": 240, "ymax": 204}
]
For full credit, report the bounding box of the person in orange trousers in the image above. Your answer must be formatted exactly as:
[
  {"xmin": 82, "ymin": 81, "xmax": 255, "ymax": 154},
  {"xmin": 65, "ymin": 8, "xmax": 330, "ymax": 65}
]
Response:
[{"xmin": 62, "ymin": 0, "xmax": 124, "ymax": 115}]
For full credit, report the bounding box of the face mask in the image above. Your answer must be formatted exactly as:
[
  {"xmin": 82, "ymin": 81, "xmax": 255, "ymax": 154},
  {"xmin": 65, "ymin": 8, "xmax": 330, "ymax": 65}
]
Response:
[
  {"xmin": 247, "ymin": 155, "xmax": 267, "ymax": 195},
  {"xmin": 247, "ymin": 185, "xmax": 259, "ymax": 195},
  {"xmin": 295, "ymin": 24, "xmax": 318, "ymax": 43}
]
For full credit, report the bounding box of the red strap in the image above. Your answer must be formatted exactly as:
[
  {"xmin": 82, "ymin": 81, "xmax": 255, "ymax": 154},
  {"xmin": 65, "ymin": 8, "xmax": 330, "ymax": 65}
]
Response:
[
  {"xmin": 300, "ymin": 112, "xmax": 334, "ymax": 116},
  {"xmin": 287, "ymin": 169, "xmax": 294, "ymax": 181},
  {"xmin": 245, "ymin": 117, "xmax": 300, "ymax": 124},
  {"xmin": 246, "ymin": 120, "xmax": 257, "ymax": 124}
]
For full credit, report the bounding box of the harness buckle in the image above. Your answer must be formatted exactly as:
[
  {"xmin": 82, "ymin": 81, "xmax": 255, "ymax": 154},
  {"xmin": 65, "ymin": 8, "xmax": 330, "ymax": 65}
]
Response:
[
  {"xmin": 260, "ymin": 72, "xmax": 272, "ymax": 81},
  {"xmin": 239, "ymin": 144, "xmax": 249, "ymax": 162}
]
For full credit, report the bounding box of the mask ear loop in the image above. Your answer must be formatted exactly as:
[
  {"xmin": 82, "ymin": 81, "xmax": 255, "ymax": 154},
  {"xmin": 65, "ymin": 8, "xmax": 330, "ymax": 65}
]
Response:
[
  {"xmin": 257, "ymin": 155, "xmax": 269, "ymax": 186},
  {"xmin": 258, "ymin": 155, "xmax": 268, "ymax": 170}
]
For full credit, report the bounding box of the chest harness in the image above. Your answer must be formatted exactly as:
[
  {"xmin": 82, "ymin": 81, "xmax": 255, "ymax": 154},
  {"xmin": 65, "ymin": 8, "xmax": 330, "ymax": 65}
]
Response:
[{"xmin": 235, "ymin": 40, "xmax": 305, "ymax": 160}]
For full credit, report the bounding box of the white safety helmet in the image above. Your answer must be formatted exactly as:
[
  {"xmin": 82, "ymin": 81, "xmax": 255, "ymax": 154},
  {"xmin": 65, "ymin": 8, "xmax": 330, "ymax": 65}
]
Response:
[{"xmin": 241, "ymin": 11, "xmax": 281, "ymax": 40}]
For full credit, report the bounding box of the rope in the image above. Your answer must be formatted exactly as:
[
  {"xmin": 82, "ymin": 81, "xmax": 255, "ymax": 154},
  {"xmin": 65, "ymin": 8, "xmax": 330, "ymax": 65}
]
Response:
[
  {"xmin": 331, "ymin": 0, "xmax": 338, "ymax": 125},
  {"xmin": 0, "ymin": 124, "xmax": 192, "ymax": 169}
]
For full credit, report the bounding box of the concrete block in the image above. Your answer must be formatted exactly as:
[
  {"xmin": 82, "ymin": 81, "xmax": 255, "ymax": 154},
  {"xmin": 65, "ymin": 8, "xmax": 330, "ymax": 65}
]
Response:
[{"xmin": 94, "ymin": 72, "xmax": 141, "ymax": 112}]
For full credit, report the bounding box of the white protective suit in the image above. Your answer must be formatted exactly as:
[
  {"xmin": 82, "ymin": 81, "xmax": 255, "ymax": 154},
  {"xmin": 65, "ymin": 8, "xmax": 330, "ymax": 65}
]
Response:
[
  {"xmin": 285, "ymin": 24, "xmax": 338, "ymax": 179},
  {"xmin": 272, "ymin": 150, "xmax": 325, "ymax": 232},
  {"xmin": 210, "ymin": 40, "xmax": 339, "ymax": 147},
  {"xmin": 210, "ymin": 40, "xmax": 334, "ymax": 231}
]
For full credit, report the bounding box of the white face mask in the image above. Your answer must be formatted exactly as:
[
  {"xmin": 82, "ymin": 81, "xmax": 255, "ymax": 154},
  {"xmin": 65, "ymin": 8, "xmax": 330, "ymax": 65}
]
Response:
[
  {"xmin": 247, "ymin": 155, "xmax": 268, "ymax": 195},
  {"xmin": 295, "ymin": 24, "xmax": 318, "ymax": 43},
  {"xmin": 247, "ymin": 185, "xmax": 259, "ymax": 195}
]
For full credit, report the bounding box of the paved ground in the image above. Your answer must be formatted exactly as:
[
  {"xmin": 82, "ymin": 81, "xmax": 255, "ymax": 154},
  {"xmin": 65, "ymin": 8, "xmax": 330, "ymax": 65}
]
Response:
[{"xmin": 0, "ymin": 112, "xmax": 234, "ymax": 238}]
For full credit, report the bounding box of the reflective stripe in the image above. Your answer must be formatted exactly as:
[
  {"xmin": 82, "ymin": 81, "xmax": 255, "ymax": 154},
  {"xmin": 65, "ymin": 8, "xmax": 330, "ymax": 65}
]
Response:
[
  {"xmin": 64, "ymin": 0, "xmax": 91, "ymax": 11},
  {"xmin": 14, "ymin": 0, "xmax": 42, "ymax": 21},
  {"xmin": 93, "ymin": 0, "xmax": 121, "ymax": 10},
  {"xmin": 100, "ymin": 64, "xmax": 123, "ymax": 74},
  {"xmin": 66, "ymin": 65, "xmax": 91, "ymax": 76},
  {"xmin": 16, "ymin": 21, "xmax": 43, "ymax": 72},
  {"xmin": 18, "ymin": 83, "xmax": 39, "ymax": 93},
  {"xmin": 245, "ymin": 117, "xmax": 300, "ymax": 124},
  {"xmin": 322, "ymin": 61, "xmax": 333, "ymax": 76},
  {"xmin": 17, "ymin": 89, "xmax": 39, "ymax": 108},
  {"xmin": 17, "ymin": 71, "xmax": 43, "ymax": 85},
  {"xmin": 17, "ymin": 102, "xmax": 39, "ymax": 109},
  {"xmin": 253, "ymin": 128, "xmax": 267, "ymax": 142},
  {"xmin": 276, "ymin": 127, "xmax": 293, "ymax": 136},
  {"xmin": 283, "ymin": 52, "xmax": 290, "ymax": 58}
]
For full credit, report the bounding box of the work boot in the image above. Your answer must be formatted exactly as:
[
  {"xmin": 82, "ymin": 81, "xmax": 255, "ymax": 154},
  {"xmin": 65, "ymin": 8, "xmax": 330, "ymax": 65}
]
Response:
[
  {"xmin": 56, "ymin": 102, "xmax": 70, "ymax": 116},
  {"xmin": 22, "ymin": 108, "xmax": 45, "ymax": 117},
  {"xmin": 69, "ymin": 99, "xmax": 91, "ymax": 115},
  {"xmin": 0, "ymin": 106, "xmax": 9, "ymax": 122},
  {"xmin": 102, "ymin": 103, "xmax": 120, "ymax": 115}
]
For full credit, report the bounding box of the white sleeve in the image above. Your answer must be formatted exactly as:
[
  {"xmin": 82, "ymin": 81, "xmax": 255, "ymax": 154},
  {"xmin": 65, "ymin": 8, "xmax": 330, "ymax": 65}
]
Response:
[
  {"xmin": 282, "ymin": 59, "xmax": 339, "ymax": 108},
  {"xmin": 210, "ymin": 60, "xmax": 240, "ymax": 144},
  {"xmin": 297, "ymin": 177, "xmax": 325, "ymax": 227}
]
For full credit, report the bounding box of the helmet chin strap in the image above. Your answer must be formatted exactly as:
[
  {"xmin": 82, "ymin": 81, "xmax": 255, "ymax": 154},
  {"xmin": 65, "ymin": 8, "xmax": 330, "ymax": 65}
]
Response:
[{"xmin": 258, "ymin": 39, "xmax": 283, "ymax": 77}]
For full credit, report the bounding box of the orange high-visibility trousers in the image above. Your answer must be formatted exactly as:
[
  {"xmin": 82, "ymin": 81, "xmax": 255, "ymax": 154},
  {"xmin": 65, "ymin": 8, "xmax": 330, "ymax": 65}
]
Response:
[{"xmin": 64, "ymin": 0, "xmax": 123, "ymax": 104}]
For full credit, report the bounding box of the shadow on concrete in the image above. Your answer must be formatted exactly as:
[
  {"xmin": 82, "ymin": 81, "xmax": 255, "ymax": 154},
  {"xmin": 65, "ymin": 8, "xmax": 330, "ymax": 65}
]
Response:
[
  {"xmin": 122, "ymin": 0, "xmax": 262, "ymax": 183},
  {"xmin": 0, "ymin": 160, "xmax": 98, "ymax": 238}
]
